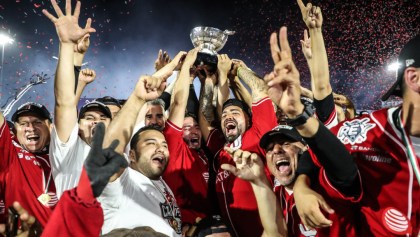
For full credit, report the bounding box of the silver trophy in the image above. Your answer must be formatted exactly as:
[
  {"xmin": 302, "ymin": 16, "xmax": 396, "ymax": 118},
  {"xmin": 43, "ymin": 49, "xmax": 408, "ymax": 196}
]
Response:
[{"xmin": 190, "ymin": 26, "xmax": 235, "ymax": 70}]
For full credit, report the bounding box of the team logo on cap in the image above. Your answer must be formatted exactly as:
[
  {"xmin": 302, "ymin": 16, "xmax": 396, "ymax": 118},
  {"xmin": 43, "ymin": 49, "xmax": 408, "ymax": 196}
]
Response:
[
  {"xmin": 381, "ymin": 207, "xmax": 412, "ymax": 235},
  {"xmin": 405, "ymin": 59, "xmax": 415, "ymax": 67},
  {"xmin": 337, "ymin": 118, "xmax": 375, "ymax": 145}
]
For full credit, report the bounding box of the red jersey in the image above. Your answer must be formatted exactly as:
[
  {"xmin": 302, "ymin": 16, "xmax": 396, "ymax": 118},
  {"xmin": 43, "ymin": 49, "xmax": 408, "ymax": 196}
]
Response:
[
  {"xmin": 207, "ymin": 97, "xmax": 277, "ymax": 237},
  {"xmin": 0, "ymin": 122, "xmax": 57, "ymax": 227},
  {"xmin": 163, "ymin": 120, "xmax": 212, "ymax": 224},
  {"xmin": 331, "ymin": 107, "xmax": 420, "ymax": 236},
  {"xmin": 274, "ymin": 148, "xmax": 362, "ymax": 237},
  {"xmin": 42, "ymin": 188, "xmax": 103, "ymax": 237}
]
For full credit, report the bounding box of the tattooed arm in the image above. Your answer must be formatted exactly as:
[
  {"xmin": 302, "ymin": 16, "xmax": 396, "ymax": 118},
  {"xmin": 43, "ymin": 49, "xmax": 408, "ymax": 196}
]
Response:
[
  {"xmin": 199, "ymin": 76, "xmax": 217, "ymax": 141},
  {"xmin": 237, "ymin": 67, "xmax": 268, "ymax": 102}
]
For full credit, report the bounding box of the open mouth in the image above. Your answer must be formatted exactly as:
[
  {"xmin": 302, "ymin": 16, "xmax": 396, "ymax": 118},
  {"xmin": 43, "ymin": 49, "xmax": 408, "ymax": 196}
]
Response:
[
  {"xmin": 190, "ymin": 137, "xmax": 200, "ymax": 146},
  {"xmin": 275, "ymin": 159, "xmax": 291, "ymax": 174},
  {"xmin": 26, "ymin": 134, "xmax": 40, "ymax": 142},
  {"xmin": 152, "ymin": 155, "xmax": 165, "ymax": 166},
  {"xmin": 224, "ymin": 121, "xmax": 237, "ymax": 136}
]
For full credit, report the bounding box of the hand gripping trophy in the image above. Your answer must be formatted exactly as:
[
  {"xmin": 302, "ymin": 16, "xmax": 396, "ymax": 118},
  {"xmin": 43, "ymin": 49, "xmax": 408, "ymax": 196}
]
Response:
[{"xmin": 190, "ymin": 26, "xmax": 235, "ymax": 71}]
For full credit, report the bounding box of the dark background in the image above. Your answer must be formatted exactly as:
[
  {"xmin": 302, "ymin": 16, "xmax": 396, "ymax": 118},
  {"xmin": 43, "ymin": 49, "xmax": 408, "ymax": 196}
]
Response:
[{"xmin": 0, "ymin": 0, "xmax": 419, "ymax": 118}]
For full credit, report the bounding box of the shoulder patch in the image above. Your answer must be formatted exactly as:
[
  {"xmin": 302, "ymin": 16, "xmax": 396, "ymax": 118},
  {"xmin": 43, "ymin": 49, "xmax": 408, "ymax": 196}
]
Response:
[{"xmin": 337, "ymin": 118, "xmax": 376, "ymax": 145}]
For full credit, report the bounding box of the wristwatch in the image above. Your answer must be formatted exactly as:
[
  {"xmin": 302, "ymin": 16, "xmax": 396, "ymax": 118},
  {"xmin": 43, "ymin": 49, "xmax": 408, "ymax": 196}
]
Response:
[{"xmin": 285, "ymin": 102, "xmax": 315, "ymax": 127}]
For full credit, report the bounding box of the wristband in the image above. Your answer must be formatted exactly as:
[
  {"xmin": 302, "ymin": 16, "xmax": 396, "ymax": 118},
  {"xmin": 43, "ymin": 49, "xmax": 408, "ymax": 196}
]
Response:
[{"xmin": 285, "ymin": 103, "xmax": 315, "ymax": 127}]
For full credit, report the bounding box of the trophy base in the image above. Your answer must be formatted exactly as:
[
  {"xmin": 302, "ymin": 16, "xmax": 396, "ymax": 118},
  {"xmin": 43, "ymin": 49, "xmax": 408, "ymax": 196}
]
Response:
[{"xmin": 194, "ymin": 52, "xmax": 217, "ymax": 72}]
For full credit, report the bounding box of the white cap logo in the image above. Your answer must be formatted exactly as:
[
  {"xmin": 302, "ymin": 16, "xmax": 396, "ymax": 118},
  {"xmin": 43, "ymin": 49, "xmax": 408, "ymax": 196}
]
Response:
[{"xmin": 406, "ymin": 59, "xmax": 415, "ymax": 67}]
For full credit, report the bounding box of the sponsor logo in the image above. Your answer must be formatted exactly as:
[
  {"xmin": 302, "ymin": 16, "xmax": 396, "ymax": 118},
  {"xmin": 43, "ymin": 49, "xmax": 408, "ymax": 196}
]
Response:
[
  {"xmin": 299, "ymin": 224, "xmax": 317, "ymax": 237},
  {"xmin": 381, "ymin": 207, "xmax": 412, "ymax": 235},
  {"xmin": 351, "ymin": 145, "xmax": 380, "ymax": 152},
  {"xmin": 362, "ymin": 155, "xmax": 392, "ymax": 164},
  {"xmin": 216, "ymin": 170, "xmax": 231, "ymax": 183},
  {"xmin": 0, "ymin": 200, "xmax": 4, "ymax": 214},
  {"xmin": 337, "ymin": 118, "xmax": 375, "ymax": 145}
]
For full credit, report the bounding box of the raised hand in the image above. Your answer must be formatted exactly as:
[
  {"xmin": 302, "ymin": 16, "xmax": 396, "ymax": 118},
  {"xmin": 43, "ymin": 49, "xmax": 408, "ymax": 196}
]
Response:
[
  {"xmin": 300, "ymin": 29, "xmax": 312, "ymax": 60},
  {"xmin": 154, "ymin": 49, "xmax": 171, "ymax": 71},
  {"xmin": 135, "ymin": 75, "xmax": 167, "ymax": 102},
  {"xmin": 217, "ymin": 54, "xmax": 232, "ymax": 76},
  {"xmin": 221, "ymin": 147, "xmax": 265, "ymax": 184},
  {"xmin": 153, "ymin": 51, "xmax": 187, "ymax": 81},
  {"xmin": 266, "ymin": 27, "xmax": 303, "ymax": 118},
  {"xmin": 293, "ymin": 176, "xmax": 334, "ymax": 229},
  {"xmin": 78, "ymin": 68, "xmax": 96, "ymax": 84},
  {"xmin": 228, "ymin": 58, "xmax": 247, "ymax": 79},
  {"xmin": 297, "ymin": 0, "xmax": 323, "ymax": 29},
  {"xmin": 42, "ymin": 0, "xmax": 96, "ymax": 44},
  {"xmin": 84, "ymin": 123, "xmax": 128, "ymax": 197},
  {"xmin": 74, "ymin": 33, "xmax": 90, "ymax": 54}
]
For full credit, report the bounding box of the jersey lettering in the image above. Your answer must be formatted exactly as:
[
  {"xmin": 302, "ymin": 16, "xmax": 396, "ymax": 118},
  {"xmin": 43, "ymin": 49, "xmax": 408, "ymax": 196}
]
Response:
[{"xmin": 337, "ymin": 118, "xmax": 375, "ymax": 145}]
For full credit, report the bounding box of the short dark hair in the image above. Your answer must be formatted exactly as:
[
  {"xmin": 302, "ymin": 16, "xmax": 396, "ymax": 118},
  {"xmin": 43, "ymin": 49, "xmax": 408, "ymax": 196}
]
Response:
[{"xmin": 129, "ymin": 125, "xmax": 163, "ymax": 151}]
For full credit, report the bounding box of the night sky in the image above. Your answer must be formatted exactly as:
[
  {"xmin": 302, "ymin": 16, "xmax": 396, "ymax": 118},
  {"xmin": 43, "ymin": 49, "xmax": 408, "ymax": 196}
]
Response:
[{"xmin": 0, "ymin": 0, "xmax": 419, "ymax": 119}]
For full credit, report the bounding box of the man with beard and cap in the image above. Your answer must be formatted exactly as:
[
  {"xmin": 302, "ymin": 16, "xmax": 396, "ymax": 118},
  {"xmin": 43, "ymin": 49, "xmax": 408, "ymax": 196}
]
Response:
[
  {"xmin": 162, "ymin": 48, "xmax": 215, "ymax": 234},
  {"xmin": 199, "ymin": 56, "xmax": 278, "ymax": 237},
  {"xmin": 266, "ymin": 25, "xmax": 419, "ymax": 236},
  {"xmin": 0, "ymin": 102, "xmax": 57, "ymax": 227}
]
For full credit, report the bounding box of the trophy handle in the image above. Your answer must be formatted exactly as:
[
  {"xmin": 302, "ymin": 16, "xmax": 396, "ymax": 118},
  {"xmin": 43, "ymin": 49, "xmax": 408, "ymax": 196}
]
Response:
[{"xmin": 223, "ymin": 30, "xmax": 236, "ymax": 36}]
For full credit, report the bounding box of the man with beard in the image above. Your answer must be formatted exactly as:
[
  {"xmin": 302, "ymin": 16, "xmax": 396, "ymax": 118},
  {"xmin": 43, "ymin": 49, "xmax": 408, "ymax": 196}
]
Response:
[
  {"xmin": 162, "ymin": 48, "xmax": 214, "ymax": 233},
  {"xmin": 0, "ymin": 102, "xmax": 57, "ymax": 227},
  {"xmin": 199, "ymin": 58, "xmax": 278, "ymax": 237},
  {"xmin": 98, "ymin": 125, "xmax": 182, "ymax": 236}
]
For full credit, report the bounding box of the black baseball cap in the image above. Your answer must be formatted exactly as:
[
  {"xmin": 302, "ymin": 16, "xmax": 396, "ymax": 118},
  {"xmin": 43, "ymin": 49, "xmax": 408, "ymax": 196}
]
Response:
[
  {"xmin": 11, "ymin": 102, "xmax": 52, "ymax": 122},
  {"xmin": 78, "ymin": 101, "xmax": 112, "ymax": 120},
  {"xmin": 260, "ymin": 124, "xmax": 306, "ymax": 149},
  {"xmin": 95, "ymin": 96, "xmax": 122, "ymax": 108},
  {"xmin": 381, "ymin": 34, "xmax": 420, "ymax": 101},
  {"xmin": 222, "ymin": 99, "xmax": 252, "ymax": 118}
]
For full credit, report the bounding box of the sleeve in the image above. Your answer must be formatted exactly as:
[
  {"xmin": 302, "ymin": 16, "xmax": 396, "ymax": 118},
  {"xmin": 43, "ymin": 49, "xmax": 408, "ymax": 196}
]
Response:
[
  {"xmin": 250, "ymin": 97, "xmax": 277, "ymax": 137},
  {"xmin": 50, "ymin": 124, "xmax": 81, "ymax": 168},
  {"xmin": 186, "ymin": 84, "xmax": 199, "ymax": 116},
  {"xmin": 159, "ymin": 92, "xmax": 171, "ymax": 111},
  {"xmin": 304, "ymin": 121, "xmax": 361, "ymax": 199},
  {"xmin": 0, "ymin": 122, "xmax": 15, "ymax": 171},
  {"xmin": 97, "ymin": 170, "xmax": 125, "ymax": 213},
  {"xmin": 296, "ymin": 151, "xmax": 320, "ymax": 183},
  {"xmin": 162, "ymin": 120, "xmax": 185, "ymax": 173},
  {"xmin": 41, "ymin": 188, "xmax": 103, "ymax": 237},
  {"xmin": 74, "ymin": 66, "xmax": 81, "ymax": 94},
  {"xmin": 313, "ymin": 92, "xmax": 338, "ymax": 128}
]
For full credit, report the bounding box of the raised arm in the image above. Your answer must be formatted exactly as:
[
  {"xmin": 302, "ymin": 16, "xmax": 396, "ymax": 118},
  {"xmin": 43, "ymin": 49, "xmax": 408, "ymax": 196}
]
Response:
[
  {"xmin": 297, "ymin": 0, "xmax": 331, "ymax": 100},
  {"xmin": 267, "ymin": 26, "xmax": 360, "ymax": 229},
  {"xmin": 237, "ymin": 66, "xmax": 268, "ymax": 103},
  {"xmin": 216, "ymin": 54, "xmax": 232, "ymax": 118},
  {"xmin": 42, "ymin": 0, "xmax": 96, "ymax": 142},
  {"xmin": 198, "ymin": 71, "xmax": 218, "ymax": 141},
  {"xmin": 222, "ymin": 148, "xmax": 286, "ymax": 237},
  {"xmin": 74, "ymin": 34, "xmax": 92, "ymax": 98},
  {"xmin": 168, "ymin": 49, "xmax": 196, "ymax": 127},
  {"xmin": 229, "ymin": 59, "xmax": 252, "ymax": 108}
]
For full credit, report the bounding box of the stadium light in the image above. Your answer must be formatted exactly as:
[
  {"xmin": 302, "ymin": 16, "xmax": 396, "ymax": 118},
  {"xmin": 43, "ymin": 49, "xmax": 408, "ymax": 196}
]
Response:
[
  {"xmin": 387, "ymin": 62, "xmax": 401, "ymax": 72},
  {"xmin": 0, "ymin": 33, "xmax": 14, "ymax": 101}
]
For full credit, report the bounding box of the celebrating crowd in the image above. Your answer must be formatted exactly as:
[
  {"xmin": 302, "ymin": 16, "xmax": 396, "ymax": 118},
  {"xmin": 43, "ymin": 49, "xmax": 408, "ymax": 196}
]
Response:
[{"xmin": 0, "ymin": 0, "xmax": 419, "ymax": 236}]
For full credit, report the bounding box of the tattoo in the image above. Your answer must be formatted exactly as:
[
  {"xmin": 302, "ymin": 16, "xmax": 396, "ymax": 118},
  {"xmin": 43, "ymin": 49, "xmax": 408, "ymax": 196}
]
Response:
[
  {"xmin": 199, "ymin": 81, "xmax": 216, "ymax": 123},
  {"xmin": 237, "ymin": 67, "xmax": 267, "ymax": 100}
]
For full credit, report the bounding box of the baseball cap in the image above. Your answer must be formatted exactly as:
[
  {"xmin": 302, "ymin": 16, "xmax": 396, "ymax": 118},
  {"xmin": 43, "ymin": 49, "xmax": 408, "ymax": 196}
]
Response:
[
  {"xmin": 11, "ymin": 102, "xmax": 52, "ymax": 122},
  {"xmin": 95, "ymin": 96, "xmax": 122, "ymax": 108},
  {"xmin": 78, "ymin": 101, "xmax": 112, "ymax": 120},
  {"xmin": 222, "ymin": 99, "xmax": 252, "ymax": 118},
  {"xmin": 381, "ymin": 34, "xmax": 420, "ymax": 101},
  {"xmin": 260, "ymin": 124, "xmax": 306, "ymax": 149}
]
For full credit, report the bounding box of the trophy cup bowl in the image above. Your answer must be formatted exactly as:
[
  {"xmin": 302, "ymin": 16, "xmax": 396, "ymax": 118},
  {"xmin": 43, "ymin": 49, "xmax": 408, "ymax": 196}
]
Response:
[{"xmin": 190, "ymin": 27, "xmax": 235, "ymax": 71}]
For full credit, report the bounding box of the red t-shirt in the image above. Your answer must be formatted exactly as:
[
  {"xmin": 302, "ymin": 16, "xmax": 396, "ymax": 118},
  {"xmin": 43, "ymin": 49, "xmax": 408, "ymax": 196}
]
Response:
[
  {"xmin": 163, "ymin": 120, "xmax": 212, "ymax": 224},
  {"xmin": 331, "ymin": 107, "xmax": 420, "ymax": 236},
  {"xmin": 207, "ymin": 97, "xmax": 277, "ymax": 237},
  {"xmin": 0, "ymin": 122, "xmax": 57, "ymax": 227},
  {"xmin": 42, "ymin": 188, "xmax": 103, "ymax": 237}
]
